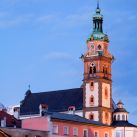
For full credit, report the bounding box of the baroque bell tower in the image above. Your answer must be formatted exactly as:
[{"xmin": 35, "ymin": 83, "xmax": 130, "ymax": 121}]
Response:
[{"xmin": 82, "ymin": 2, "xmax": 113, "ymax": 125}]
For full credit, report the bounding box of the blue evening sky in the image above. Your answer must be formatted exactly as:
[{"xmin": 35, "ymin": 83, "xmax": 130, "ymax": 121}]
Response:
[{"xmin": 0, "ymin": 0, "xmax": 137, "ymax": 124}]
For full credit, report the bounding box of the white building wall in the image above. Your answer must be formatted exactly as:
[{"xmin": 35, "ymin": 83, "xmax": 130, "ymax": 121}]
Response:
[
  {"xmin": 113, "ymin": 127, "xmax": 137, "ymax": 137},
  {"xmin": 102, "ymin": 83, "xmax": 110, "ymax": 108},
  {"xmin": 85, "ymin": 82, "xmax": 99, "ymax": 107}
]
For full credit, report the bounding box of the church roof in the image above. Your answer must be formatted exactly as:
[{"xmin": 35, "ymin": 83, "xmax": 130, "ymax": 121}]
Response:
[
  {"xmin": 113, "ymin": 108, "xmax": 128, "ymax": 113},
  {"xmin": 111, "ymin": 121, "xmax": 137, "ymax": 127},
  {"xmin": 20, "ymin": 87, "xmax": 117, "ymax": 116},
  {"xmin": 20, "ymin": 88, "xmax": 83, "ymax": 116}
]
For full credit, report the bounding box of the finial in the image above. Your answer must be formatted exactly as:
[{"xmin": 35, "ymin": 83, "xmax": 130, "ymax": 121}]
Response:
[
  {"xmin": 28, "ymin": 84, "xmax": 31, "ymax": 90},
  {"xmin": 96, "ymin": 0, "xmax": 101, "ymax": 14},
  {"xmin": 97, "ymin": 0, "xmax": 99, "ymax": 9}
]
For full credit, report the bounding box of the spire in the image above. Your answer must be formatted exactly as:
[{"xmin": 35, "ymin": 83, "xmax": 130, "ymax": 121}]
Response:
[
  {"xmin": 96, "ymin": 0, "xmax": 101, "ymax": 14},
  {"xmin": 93, "ymin": 0, "xmax": 103, "ymax": 33},
  {"xmin": 97, "ymin": 0, "xmax": 99, "ymax": 9},
  {"xmin": 87, "ymin": 0, "xmax": 109, "ymax": 42}
]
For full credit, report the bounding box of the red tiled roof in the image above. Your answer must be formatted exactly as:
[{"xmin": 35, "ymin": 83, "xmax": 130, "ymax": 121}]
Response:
[{"xmin": 0, "ymin": 111, "xmax": 21, "ymax": 128}]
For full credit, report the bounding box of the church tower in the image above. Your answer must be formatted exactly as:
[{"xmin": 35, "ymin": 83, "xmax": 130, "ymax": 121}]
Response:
[{"xmin": 82, "ymin": 2, "xmax": 113, "ymax": 125}]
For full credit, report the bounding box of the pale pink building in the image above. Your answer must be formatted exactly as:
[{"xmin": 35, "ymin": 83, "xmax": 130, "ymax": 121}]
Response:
[{"xmin": 22, "ymin": 112, "xmax": 113, "ymax": 137}]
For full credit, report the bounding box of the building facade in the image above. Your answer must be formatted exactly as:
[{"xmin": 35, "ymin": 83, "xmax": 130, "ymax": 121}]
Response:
[{"xmin": 22, "ymin": 112, "xmax": 113, "ymax": 137}]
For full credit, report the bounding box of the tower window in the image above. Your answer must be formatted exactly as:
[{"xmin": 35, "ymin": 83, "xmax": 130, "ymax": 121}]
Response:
[
  {"xmin": 105, "ymin": 112, "xmax": 109, "ymax": 122},
  {"xmin": 103, "ymin": 66, "xmax": 108, "ymax": 74},
  {"xmin": 90, "ymin": 96, "xmax": 94, "ymax": 106},
  {"xmin": 105, "ymin": 87, "xmax": 108, "ymax": 99},
  {"xmin": 98, "ymin": 45, "xmax": 102, "ymax": 50},
  {"xmin": 90, "ymin": 81, "xmax": 94, "ymax": 91},
  {"xmin": 89, "ymin": 63, "xmax": 96, "ymax": 74},
  {"xmin": 89, "ymin": 113, "xmax": 94, "ymax": 120},
  {"xmin": 91, "ymin": 82, "xmax": 94, "ymax": 87}
]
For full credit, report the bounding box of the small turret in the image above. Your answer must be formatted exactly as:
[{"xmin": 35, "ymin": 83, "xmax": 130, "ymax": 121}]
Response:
[{"xmin": 113, "ymin": 100, "xmax": 129, "ymax": 121}]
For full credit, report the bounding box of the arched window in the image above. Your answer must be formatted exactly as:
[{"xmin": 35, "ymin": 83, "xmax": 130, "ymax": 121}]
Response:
[
  {"xmin": 122, "ymin": 115, "xmax": 125, "ymax": 121},
  {"xmin": 90, "ymin": 81, "xmax": 94, "ymax": 91},
  {"xmin": 117, "ymin": 115, "xmax": 120, "ymax": 121},
  {"xmin": 105, "ymin": 112, "xmax": 109, "ymax": 122},
  {"xmin": 103, "ymin": 66, "xmax": 108, "ymax": 74},
  {"xmin": 105, "ymin": 87, "xmax": 108, "ymax": 99},
  {"xmin": 90, "ymin": 96, "xmax": 94, "ymax": 106},
  {"xmin": 126, "ymin": 115, "xmax": 128, "ymax": 121},
  {"xmin": 89, "ymin": 63, "xmax": 96, "ymax": 74},
  {"xmin": 89, "ymin": 113, "xmax": 94, "ymax": 120},
  {"xmin": 98, "ymin": 45, "xmax": 102, "ymax": 50}
]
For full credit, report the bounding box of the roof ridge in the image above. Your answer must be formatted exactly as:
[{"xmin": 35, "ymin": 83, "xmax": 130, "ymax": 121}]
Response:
[{"xmin": 32, "ymin": 87, "xmax": 83, "ymax": 94}]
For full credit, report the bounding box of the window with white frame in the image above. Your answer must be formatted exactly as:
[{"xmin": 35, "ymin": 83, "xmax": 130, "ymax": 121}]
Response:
[
  {"xmin": 94, "ymin": 131, "xmax": 99, "ymax": 137},
  {"xmin": 105, "ymin": 132, "xmax": 109, "ymax": 137},
  {"xmin": 116, "ymin": 132, "xmax": 121, "ymax": 137},
  {"xmin": 64, "ymin": 126, "xmax": 69, "ymax": 135},
  {"xmin": 83, "ymin": 129, "xmax": 88, "ymax": 137},
  {"xmin": 52, "ymin": 125, "xmax": 58, "ymax": 134},
  {"xmin": 73, "ymin": 127, "xmax": 78, "ymax": 136}
]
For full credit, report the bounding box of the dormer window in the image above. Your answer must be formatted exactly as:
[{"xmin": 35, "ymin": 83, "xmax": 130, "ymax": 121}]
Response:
[
  {"xmin": 39, "ymin": 104, "xmax": 48, "ymax": 116},
  {"xmin": 68, "ymin": 106, "xmax": 75, "ymax": 114}
]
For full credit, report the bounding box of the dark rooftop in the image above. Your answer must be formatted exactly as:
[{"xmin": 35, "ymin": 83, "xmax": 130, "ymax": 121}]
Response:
[
  {"xmin": 111, "ymin": 121, "xmax": 137, "ymax": 127},
  {"xmin": 20, "ymin": 88, "xmax": 83, "ymax": 115},
  {"xmin": 114, "ymin": 108, "xmax": 128, "ymax": 113},
  {"xmin": 49, "ymin": 112, "xmax": 109, "ymax": 127}
]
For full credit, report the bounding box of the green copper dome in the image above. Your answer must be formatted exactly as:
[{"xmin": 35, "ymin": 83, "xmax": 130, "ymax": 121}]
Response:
[
  {"xmin": 88, "ymin": 32, "xmax": 109, "ymax": 42},
  {"xmin": 87, "ymin": 2, "xmax": 109, "ymax": 42}
]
